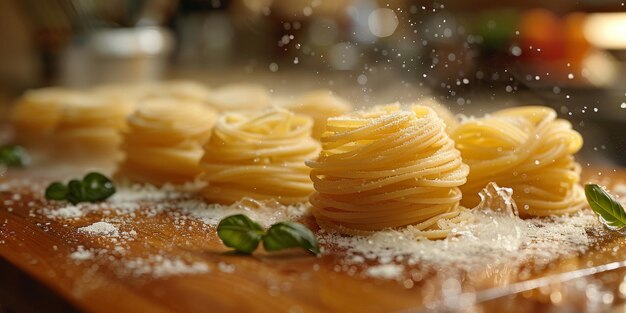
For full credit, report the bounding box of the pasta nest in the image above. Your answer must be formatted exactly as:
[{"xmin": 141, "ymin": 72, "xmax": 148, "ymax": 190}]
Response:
[
  {"xmin": 279, "ymin": 90, "xmax": 352, "ymax": 139},
  {"xmin": 200, "ymin": 107, "xmax": 321, "ymax": 204},
  {"xmin": 117, "ymin": 98, "xmax": 217, "ymax": 185},
  {"xmin": 11, "ymin": 88, "xmax": 133, "ymax": 156},
  {"xmin": 450, "ymin": 106, "xmax": 584, "ymax": 217},
  {"xmin": 307, "ymin": 104, "xmax": 470, "ymax": 238}
]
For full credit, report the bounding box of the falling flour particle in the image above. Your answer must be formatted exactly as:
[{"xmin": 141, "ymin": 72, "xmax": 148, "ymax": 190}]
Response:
[
  {"xmin": 78, "ymin": 222, "xmax": 119, "ymax": 237},
  {"xmin": 70, "ymin": 246, "xmax": 93, "ymax": 261},
  {"xmin": 366, "ymin": 264, "xmax": 405, "ymax": 279}
]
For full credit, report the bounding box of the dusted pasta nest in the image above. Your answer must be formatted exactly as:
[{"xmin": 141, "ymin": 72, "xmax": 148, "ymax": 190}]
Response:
[
  {"xmin": 450, "ymin": 106, "xmax": 584, "ymax": 217},
  {"xmin": 200, "ymin": 107, "xmax": 321, "ymax": 204},
  {"xmin": 279, "ymin": 89, "xmax": 352, "ymax": 139},
  {"xmin": 307, "ymin": 104, "xmax": 470, "ymax": 239},
  {"xmin": 116, "ymin": 98, "xmax": 217, "ymax": 185},
  {"xmin": 412, "ymin": 98, "xmax": 457, "ymax": 131}
]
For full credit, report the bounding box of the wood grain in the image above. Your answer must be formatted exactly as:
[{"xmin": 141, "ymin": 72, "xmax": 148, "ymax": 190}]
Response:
[{"xmin": 1, "ymin": 167, "xmax": 626, "ymax": 313}]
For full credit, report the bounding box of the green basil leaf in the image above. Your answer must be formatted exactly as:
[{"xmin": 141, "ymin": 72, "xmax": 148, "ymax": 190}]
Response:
[
  {"xmin": 83, "ymin": 172, "xmax": 116, "ymax": 202},
  {"xmin": 585, "ymin": 184, "xmax": 626, "ymax": 230},
  {"xmin": 0, "ymin": 145, "xmax": 29, "ymax": 167},
  {"xmin": 217, "ymin": 214, "xmax": 265, "ymax": 254},
  {"xmin": 262, "ymin": 222, "xmax": 319, "ymax": 254},
  {"xmin": 45, "ymin": 182, "xmax": 69, "ymax": 200},
  {"xmin": 67, "ymin": 179, "xmax": 86, "ymax": 205}
]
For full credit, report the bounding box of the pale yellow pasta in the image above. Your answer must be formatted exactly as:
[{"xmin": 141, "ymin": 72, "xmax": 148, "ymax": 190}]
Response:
[
  {"xmin": 55, "ymin": 94, "xmax": 133, "ymax": 155},
  {"xmin": 200, "ymin": 108, "xmax": 320, "ymax": 204},
  {"xmin": 117, "ymin": 98, "xmax": 217, "ymax": 185},
  {"xmin": 11, "ymin": 88, "xmax": 133, "ymax": 159},
  {"xmin": 450, "ymin": 106, "xmax": 584, "ymax": 217},
  {"xmin": 307, "ymin": 104, "xmax": 470, "ymax": 239},
  {"xmin": 413, "ymin": 98, "xmax": 457, "ymax": 131},
  {"xmin": 206, "ymin": 83, "xmax": 270, "ymax": 111},
  {"xmin": 280, "ymin": 90, "xmax": 352, "ymax": 139},
  {"xmin": 10, "ymin": 88, "xmax": 81, "ymax": 144},
  {"xmin": 93, "ymin": 80, "xmax": 212, "ymax": 104}
]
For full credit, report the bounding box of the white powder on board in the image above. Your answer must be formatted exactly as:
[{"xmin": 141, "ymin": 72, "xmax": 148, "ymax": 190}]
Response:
[
  {"xmin": 124, "ymin": 255, "xmax": 210, "ymax": 278},
  {"xmin": 78, "ymin": 221, "xmax": 119, "ymax": 237},
  {"xmin": 70, "ymin": 246, "xmax": 94, "ymax": 261},
  {"xmin": 366, "ymin": 264, "xmax": 405, "ymax": 279},
  {"xmin": 176, "ymin": 198, "xmax": 310, "ymax": 228},
  {"xmin": 320, "ymin": 183, "xmax": 600, "ymax": 279},
  {"xmin": 321, "ymin": 208, "xmax": 597, "ymax": 276},
  {"xmin": 47, "ymin": 205, "xmax": 84, "ymax": 219},
  {"xmin": 12, "ymin": 177, "xmax": 604, "ymax": 282},
  {"xmin": 218, "ymin": 262, "xmax": 236, "ymax": 273},
  {"xmin": 27, "ymin": 182, "xmax": 305, "ymax": 279},
  {"xmin": 152, "ymin": 259, "xmax": 209, "ymax": 278}
]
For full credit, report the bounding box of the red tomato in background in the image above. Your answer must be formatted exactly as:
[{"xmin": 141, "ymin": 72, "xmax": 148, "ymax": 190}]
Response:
[{"xmin": 519, "ymin": 9, "xmax": 566, "ymax": 61}]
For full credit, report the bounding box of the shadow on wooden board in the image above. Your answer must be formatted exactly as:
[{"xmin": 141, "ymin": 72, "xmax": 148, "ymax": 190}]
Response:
[{"xmin": 0, "ymin": 257, "xmax": 78, "ymax": 313}]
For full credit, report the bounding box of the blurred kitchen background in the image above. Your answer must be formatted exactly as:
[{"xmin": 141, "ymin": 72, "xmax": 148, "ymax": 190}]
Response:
[{"xmin": 0, "ymin": 0, "xmax": 624, "ymax": 165}]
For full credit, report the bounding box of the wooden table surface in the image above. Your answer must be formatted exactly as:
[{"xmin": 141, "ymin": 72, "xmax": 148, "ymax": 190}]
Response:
[{"xmin": 1, "ymin": 166, "xmax": 626, "ymax": 313}]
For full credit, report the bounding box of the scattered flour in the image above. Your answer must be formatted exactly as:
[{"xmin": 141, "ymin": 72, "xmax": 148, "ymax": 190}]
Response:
[
  {"xmin": 109, "ymin": 181, "xmax": 204, "ymax": 203},
  {"xmin": 366, "ymin": 264, "xmax": 405, "ymax": 279},
  {"xmin": 218, "ymin": 262, "xmax": 236, "ymax": 273},
  {"xmin": 70, "ymin": 246, "xmax": 94, "ymax": 261},
  {"xmin": 124, "ymin": 255, "xmax": 210, "ymax": 278},
  {"xmin": 9, "ymin": 177, "xmax": 605, "ymax": 282},
  {"xmin": 321, "ymin": 208, "xmax": 597, "ymax": 275},
  {"xmin": 47, "ymin": 205, "xmax": 84, "ymax": 219},
  {"xmin": 178, "ymin": 197, "xmax": 310, "ymax": 228},
  {"xmin": 27, "ymin": 182, "xmax": 305, "ymax": 279},
  {"xmin": 320, "ymin": 183, "xmax": 599, "ymax": 276},
  {"xmin": 40, "ymin": 184, "xmax": 308, "ymax": 228},
  {"xmin": 78, "ymin": 221, "xmax": 119, "ymax": 237}
]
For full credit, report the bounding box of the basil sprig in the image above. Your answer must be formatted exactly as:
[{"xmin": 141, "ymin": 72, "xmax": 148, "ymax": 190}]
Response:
[
  {"xmin": 263, "ymin": 222, "xmax": 320, "ymax": 254},
  {"xmin": 585, "ymin": 184, "xmax": 626, "ymax": 230},
  {"xmin": 217, "ymin": 214, "xmax": 265, "ymax": 254},
  {"xmin": 216, "ymin": 215, "xmax": 319, "ymax": 255},
  {"xmin": 0, "ymin": 145, "xmax": 29, "ymax": 167},
  {"xmin": 45, "ymin": 172, "xmax": 116, "ymax": 204}
]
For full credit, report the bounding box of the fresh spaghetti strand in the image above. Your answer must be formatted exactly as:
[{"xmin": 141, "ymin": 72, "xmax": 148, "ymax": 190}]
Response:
[
  {"xmin": 117, "ymin": 98, "xmax": 217, "ymax": 185},
  {"xmin": 450, "ymin": 106, "xmax": 584, "ymax": 217},
  {"xmin": 200, "ymin": 107, "xmax": 320, "ymax": 204},
  {"xmin": 307, "ymin": 104, "xmax": 470, "ymax": 239}
]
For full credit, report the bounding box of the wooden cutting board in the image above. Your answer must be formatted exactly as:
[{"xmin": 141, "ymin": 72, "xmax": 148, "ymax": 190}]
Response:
[{"xmin": 1, "ymin": 166, "xmax": 626, "ymax": 313}]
